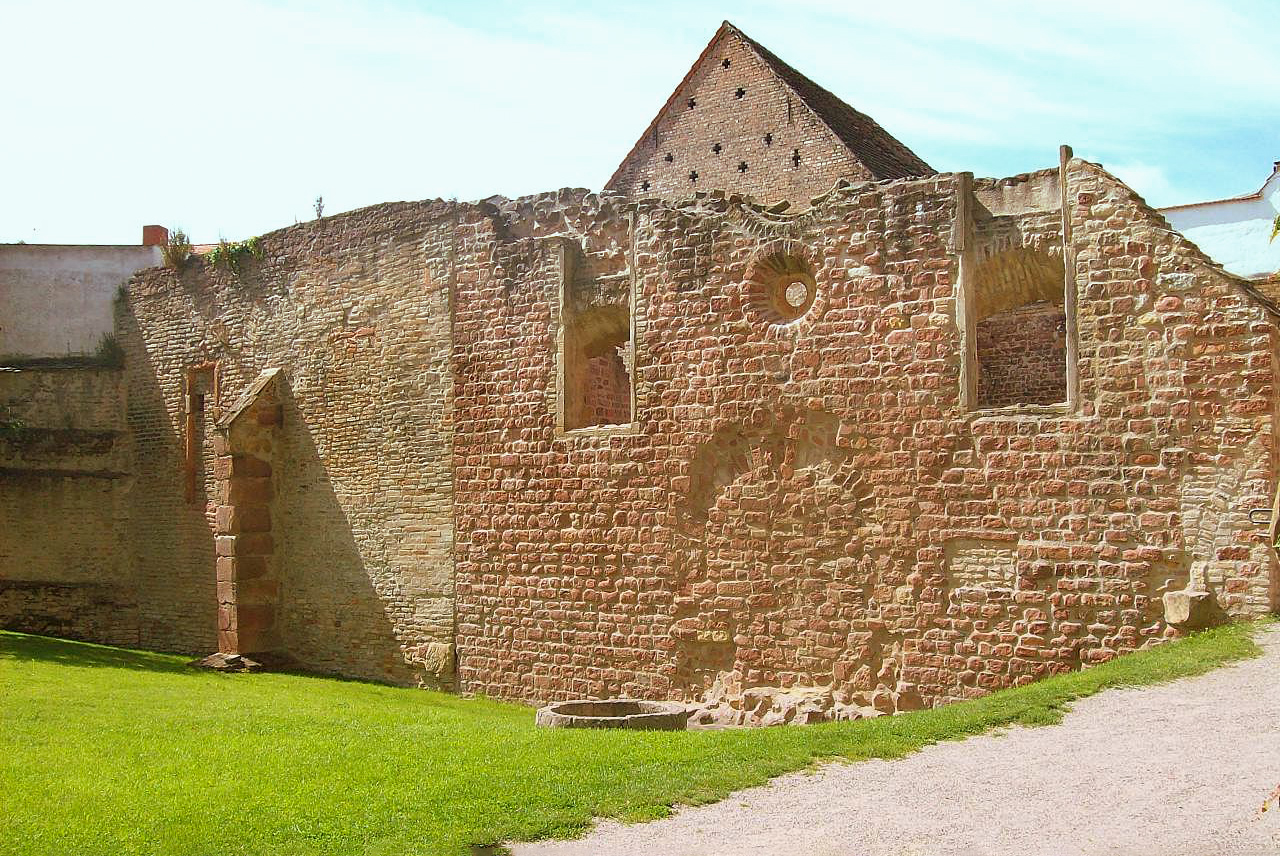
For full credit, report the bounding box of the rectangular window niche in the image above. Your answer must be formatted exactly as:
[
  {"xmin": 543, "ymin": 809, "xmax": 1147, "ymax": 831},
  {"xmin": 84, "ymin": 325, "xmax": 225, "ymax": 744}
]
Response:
[{"xmin": 555, "ymin": 240, "xmax": 636, "ymax": 435}]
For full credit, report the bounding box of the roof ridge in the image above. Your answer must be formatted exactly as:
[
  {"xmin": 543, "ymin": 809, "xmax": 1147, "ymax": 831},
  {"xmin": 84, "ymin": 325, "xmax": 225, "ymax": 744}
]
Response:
[{"xmin": 726, "ymin": 23, "xmax": 933, "ymax": 179}]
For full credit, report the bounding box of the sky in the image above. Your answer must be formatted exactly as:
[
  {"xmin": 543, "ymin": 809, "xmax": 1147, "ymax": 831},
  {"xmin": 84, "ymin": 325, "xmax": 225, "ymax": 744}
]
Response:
[{"xmin": 2, "ymin": 0, "xmax": 1276, "ymax": 244}]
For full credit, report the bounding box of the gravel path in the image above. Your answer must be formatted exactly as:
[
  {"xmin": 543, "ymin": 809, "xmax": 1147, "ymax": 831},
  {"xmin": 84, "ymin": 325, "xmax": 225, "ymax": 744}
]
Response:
[{"xmin": 515, "ymin": 628, "xmax": 1280, "ymax": 856}]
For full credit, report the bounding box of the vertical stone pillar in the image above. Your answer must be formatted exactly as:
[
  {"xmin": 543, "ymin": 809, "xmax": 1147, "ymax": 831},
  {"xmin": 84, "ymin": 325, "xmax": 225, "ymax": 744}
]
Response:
[{"xmin": 212, "ymin": 369, "xmax": 283, "ymax": 656}]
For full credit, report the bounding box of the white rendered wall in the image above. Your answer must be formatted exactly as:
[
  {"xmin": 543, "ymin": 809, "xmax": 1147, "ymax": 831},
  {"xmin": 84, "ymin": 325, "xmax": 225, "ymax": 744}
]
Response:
[
  {"xmin": 0, "ymin": 244, "xmax": 161, "ymax": 357},
  {"xmin": 1162, "ymin": 172, "xmax": 1280, "ymax": 280}
]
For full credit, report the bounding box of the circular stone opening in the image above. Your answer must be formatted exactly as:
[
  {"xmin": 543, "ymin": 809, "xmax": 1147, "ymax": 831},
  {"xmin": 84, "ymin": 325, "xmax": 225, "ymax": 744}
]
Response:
[
  {"xmin": 535, "ymin": 698, "xmax": 689, "ymax": 730},
  {"xmin": 745, "ymin": 252, "xmax": 817, "ymax": 324},
  {"xmin": 784, "ymin": 278, "xmax": 811, "ymax": 311}
]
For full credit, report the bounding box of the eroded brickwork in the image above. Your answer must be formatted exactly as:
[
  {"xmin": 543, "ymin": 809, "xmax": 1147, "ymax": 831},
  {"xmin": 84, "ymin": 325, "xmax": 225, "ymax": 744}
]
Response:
[
  {"xmin": 976, "ymin": 302, "xmax": 1067, "ymax": 407},
  {"xmin": 583, "ymin": 352, "xmax": 631, "ymax": 426}
]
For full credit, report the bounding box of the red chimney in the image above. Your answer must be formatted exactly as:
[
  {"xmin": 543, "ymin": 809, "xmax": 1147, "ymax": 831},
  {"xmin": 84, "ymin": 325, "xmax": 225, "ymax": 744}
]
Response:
[{"xmin": 142, "ymin": 225, "xmax": 169, "ymax": 246}]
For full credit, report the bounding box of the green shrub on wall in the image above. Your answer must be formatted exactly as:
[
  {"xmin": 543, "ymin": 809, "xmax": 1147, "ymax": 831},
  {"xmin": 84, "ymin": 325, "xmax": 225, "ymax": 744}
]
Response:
[
  {"xmin": 93, "ymin": 333, "xmax": 125, "ymax": 369},
  {"xmin": 162, "ymin": 228, "xmax": 193, "ymax": 270},
  {"xmin": 206, "ymin": 236, "xmax": 264, "ymax": 275},
  {"xmin": 0, "ymin": 409, "xmax": 25, "ymax": 441}
]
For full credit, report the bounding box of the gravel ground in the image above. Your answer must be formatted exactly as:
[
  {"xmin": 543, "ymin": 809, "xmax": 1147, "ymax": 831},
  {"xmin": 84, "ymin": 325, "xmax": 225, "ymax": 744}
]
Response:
[{"xmin": 515, "ymin": 628, "xmax": 1280, "ymax": 856}]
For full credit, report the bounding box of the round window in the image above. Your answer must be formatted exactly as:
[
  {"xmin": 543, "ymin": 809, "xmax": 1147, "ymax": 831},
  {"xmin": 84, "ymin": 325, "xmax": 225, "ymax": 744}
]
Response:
[
  {"xmin": 784, "ymin": 279, "xmax": 812, "ymax": 312},
  {"xmin": 745, "ymin": 252, "xmax": 817, "ymax": 324}
]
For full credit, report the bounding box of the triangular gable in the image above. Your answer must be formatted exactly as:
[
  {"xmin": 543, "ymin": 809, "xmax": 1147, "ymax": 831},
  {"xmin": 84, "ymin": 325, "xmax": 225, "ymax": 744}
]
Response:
[{"xmin": 605, "ymin": 21, "xmax": 933, "ymax": 204}]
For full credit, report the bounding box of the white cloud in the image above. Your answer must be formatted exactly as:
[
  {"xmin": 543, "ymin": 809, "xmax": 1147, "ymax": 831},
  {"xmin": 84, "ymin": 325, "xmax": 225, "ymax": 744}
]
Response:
[{"xmin": 0, "ymin": 0, "xmax": 1273, "ymax": 241}]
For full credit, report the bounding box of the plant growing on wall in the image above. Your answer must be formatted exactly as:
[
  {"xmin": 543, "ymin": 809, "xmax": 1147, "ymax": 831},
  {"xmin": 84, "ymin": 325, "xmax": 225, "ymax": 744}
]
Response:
[
  {"xmin": 0, "ymin": 406, "xmax": 25, "ymax": 441},
  {"xmin": 162, "ymin": 228, "xmax": 193, "ymax": 270},
  {"xmin": 206, "ymin": 236, "xmax": 264, "ymax": 275},
  {"xmin": 93, "ymin": 333, "xmax": 125, "ymax": 369}
]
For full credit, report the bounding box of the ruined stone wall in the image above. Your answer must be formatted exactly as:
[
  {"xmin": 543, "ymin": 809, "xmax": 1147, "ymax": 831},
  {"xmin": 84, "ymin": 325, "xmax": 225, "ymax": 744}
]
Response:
[
  {"xmin": 451, "ymin": 190, "xmax": 645, "ymax": 697},
  {"xmin": 453, "ymin": 163, "xmax": 1277, "ymax": 723},
  {"xmin": 6, "ymin": 158, "xmax": 1274, "ymax": 721},
  {"xmin": 122, "ymin": 202, "xmax": 460, "ymax": 682},
  {"xmin": 607, "ymin": 34, "xmax": 876, "ymax": 206},
  {"xmin": 0, "ymin": 366, "xmax": 137, "ymax": 645},
  {"xmin": 976, "ymin": 302, "xmax": 1067, "ymax": 408},
  {"xmin": 1065, "ymin": 159, "xmax": 1275, "ymax": 617},
  {"xmin": 583, "ymin": 350, "xmax": 632, "ymax": 426}
]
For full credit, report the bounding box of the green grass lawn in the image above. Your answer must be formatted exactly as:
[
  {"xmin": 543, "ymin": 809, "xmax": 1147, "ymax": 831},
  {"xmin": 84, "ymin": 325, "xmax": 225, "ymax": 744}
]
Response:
[{"xmin": 0, "ymin": 623, "xmax": 1264, "ymax": 856}]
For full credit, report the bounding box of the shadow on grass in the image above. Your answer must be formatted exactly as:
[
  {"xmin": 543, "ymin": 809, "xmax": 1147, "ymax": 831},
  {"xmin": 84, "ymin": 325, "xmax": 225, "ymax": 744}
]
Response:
[{"xmin": 0, "ymin": 631, "xmax": 195, "ymax": 675}]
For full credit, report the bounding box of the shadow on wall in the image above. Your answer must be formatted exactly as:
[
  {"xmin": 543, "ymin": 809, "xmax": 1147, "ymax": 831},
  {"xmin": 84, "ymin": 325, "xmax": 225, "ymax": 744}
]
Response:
[
  {"xmin": 116, "ymin": 258, "xmax": 448, "ymax": 683},
  {"xmin": 116, "ymin": 293, "xmax": 219, "ymax": 654},
  {"xmin": 0, "ymin": 630, "xmax": 196, "ymax": 675},
  {"xmin": 276, "ymin": 379, "xmax": 428, "ymax": 686}
]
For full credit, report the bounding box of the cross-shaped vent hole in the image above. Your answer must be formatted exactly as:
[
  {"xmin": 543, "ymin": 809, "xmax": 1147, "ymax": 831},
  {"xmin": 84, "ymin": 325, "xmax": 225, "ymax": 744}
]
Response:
[
  {"xmin": 735, "ymin": 87, "xmax": 746, "ymax": 99},
  {"xmin": 738, "ymin": 161, "xmax": 748, "ymax": 172},
  {"xmin": 689, "ymin": 170, "xmax": 698, "ymax": 183},
  {"xmin": 712, "ymin": 143, "xmax": 722, "ymax": 154}
]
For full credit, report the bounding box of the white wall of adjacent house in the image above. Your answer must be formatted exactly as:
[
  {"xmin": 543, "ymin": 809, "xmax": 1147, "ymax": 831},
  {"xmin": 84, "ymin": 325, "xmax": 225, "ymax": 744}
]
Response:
[
  {"xmin": 1161, "ymin": 167, "xmax": 1280, "ymax": 280},
  {"xmin": 0, "ymin": 243, "xmax": 162, "ymax": 358}
]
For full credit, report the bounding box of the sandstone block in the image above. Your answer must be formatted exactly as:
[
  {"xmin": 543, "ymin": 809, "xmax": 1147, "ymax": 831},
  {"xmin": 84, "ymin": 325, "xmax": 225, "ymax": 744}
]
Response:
[
  {"xmin": 236, "ymin": 604, "xmax": 275, "ymax": 633},
  {"xmin": 237, "ymin": 578, "xmax": 280, "ymax": 604},
  {"xmin": 1162, "ymin": 589, "xmax": 1214, "ymax": 630},
  {"xmin": 217, "ymin": 629, "xmax": 239, "ymax": 654},
  {"xmin": 406, "ymin": 641, "xmax": 456, "ymax": 677},
  {"xmin": 230, "ymin": 455, "xmax": 272, "ymax": 478},
  {"xmin": 234, "ymin": 555, "xmax": 269, "ymax": 580}
]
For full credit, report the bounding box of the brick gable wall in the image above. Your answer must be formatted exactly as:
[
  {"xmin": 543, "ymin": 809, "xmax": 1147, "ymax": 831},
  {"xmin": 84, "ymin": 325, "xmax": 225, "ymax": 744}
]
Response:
[{"xmin": 606, "ymin": 33, "xmax": 877, "ymax": 207}]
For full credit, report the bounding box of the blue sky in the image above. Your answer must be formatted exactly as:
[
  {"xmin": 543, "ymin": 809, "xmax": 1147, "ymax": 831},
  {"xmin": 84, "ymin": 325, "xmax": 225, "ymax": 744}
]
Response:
[{"xmin": 2, "ymin": 0, "xmax": 1276, "ymax": 244}]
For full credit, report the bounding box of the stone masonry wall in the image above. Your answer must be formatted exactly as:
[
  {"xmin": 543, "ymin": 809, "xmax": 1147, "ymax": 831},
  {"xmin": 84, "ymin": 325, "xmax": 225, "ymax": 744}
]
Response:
[
  {"xmin": 8, "ymin": 158, "xmax": 1275, "ymax": 722},
  {"xmin": 453, "ymin": 161, "xmax": 1277, "ymax": 724},
  {"xmin": 122, "ymin": 202, "xmax": 459, "ymax": 683},
  {"xmin": 976, "ymin": 302, "xmax": 1068, "ymax": 408},
  {"xmin": 0, "ymin": 366, "xmax": 137, "ymax": 645}
]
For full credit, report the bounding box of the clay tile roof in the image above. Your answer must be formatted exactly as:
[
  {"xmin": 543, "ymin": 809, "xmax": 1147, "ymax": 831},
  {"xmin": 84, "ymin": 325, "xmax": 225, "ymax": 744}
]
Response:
[{"xmin": 724, "ymin": 23, "xmax": 934, "ymax": 180}]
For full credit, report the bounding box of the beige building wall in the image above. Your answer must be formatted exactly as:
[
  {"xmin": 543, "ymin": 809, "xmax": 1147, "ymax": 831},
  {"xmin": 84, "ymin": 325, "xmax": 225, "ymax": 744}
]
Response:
[
  {"xmin": 0, "ymin": 244, "xmax": 161, "ymax": 357},
  {"xmin": 0, "ymin": 366, "xmax": 137, "ymax": 645}
]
